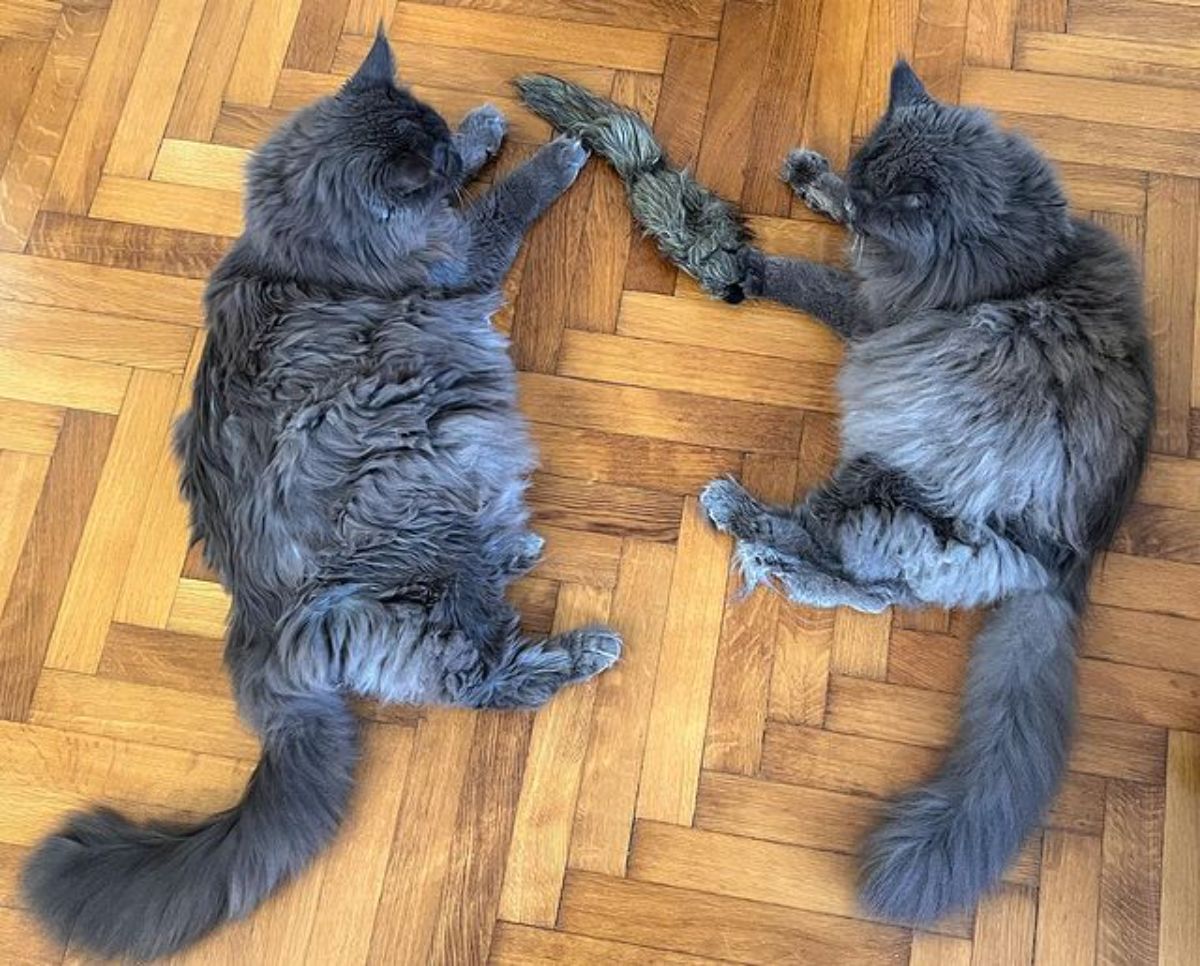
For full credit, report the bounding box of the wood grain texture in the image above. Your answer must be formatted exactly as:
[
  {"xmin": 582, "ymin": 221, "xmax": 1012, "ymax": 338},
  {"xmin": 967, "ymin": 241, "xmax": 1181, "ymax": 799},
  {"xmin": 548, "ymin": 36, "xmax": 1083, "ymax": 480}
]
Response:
[{"xmin": 0, "ymin": 3, "xmax": 1196, "ymax": 963}]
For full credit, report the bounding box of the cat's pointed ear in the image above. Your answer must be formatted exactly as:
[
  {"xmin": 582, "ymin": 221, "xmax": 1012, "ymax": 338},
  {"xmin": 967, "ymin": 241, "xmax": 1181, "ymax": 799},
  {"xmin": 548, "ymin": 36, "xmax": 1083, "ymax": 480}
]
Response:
[
  {"xmin": 888, "ymin": 60, "xmax": 931, "ymax": 112},
  {"xmin": 345, "ymin": 26, "xmax": 395, "ymax": 93}
]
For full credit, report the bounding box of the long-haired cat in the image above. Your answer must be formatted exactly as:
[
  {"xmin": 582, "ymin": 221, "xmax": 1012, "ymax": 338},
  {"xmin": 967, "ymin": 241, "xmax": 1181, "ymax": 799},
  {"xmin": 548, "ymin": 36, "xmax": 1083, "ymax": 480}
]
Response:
[
  {"xmin": 700, "ymin": 62, "xmax": 1154, "ymax": 922},
  {"xmin": 23, "ymin": 33, "xmax": 620, "ymax": 959}
]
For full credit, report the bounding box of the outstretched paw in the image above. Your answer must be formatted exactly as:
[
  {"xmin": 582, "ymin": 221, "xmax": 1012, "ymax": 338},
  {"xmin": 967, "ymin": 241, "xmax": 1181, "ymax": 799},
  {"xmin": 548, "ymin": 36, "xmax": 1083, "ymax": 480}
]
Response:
[
  {"xmin": 458, "ymin": 104, "xmax": 508, "ymax": 159},
  {"xmin": 699, "ymin": 477, "xmax": 764, "ymax": 538},
  {"xmin": 505, "ymin": 531, "xmax": 545, "ymax": 576},
  {"xmin": 541, "ymin": 134, "xmax": 589, "ymax": 189},
  {"xmin": 563, "ymin": 626, "xmax": 622, "ymax": 681},
  {"xmin": 782, "ymin": 148, "xmax": 831, "ymax": 193}
]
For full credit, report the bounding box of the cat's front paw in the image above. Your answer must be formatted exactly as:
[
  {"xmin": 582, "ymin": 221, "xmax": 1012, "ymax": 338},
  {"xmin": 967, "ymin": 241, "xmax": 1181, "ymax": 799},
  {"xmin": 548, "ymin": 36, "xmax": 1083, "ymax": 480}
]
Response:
[
  {"xmin": 459, "ymin": 104, "xmax": 508, "ymax": 157},
  {"xmin": 782, "ymin": 148, "xmax": 831, "ymax": 194},
  {"xmin": 541, "ymin": 135, "xmax": 590, "ymax": 188},
  {"xmin": 728, "ymin": 246, "xmax": 767, "ymax": 301}
]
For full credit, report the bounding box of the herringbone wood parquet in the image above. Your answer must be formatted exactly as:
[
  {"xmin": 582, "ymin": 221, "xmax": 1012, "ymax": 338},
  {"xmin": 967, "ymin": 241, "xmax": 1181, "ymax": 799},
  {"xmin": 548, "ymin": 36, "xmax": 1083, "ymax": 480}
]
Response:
[{"xmin": 1, "ymin": 1, "xmax": 1199, "ymax": 963}]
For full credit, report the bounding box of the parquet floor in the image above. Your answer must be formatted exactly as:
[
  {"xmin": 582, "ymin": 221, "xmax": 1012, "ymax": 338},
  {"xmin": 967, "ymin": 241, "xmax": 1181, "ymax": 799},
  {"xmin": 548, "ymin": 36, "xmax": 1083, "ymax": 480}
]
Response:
[{"xmin": 0, "ymin": 1, "xmax": 1199, "ymax": 963}]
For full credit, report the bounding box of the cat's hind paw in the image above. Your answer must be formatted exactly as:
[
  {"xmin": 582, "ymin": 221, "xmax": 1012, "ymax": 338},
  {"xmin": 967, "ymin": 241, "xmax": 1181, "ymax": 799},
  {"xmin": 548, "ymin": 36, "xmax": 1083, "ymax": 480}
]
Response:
[
  {"xmin": 563, "ymin": 626, "xmax": 622, "ymax": 681},
  {"xmin": 699, "ymin": 477, "xmax": 763, "ymax": 538},
  {"xmin": 505, "ymin": 531, "xmax": 545, "ymax": 576}
]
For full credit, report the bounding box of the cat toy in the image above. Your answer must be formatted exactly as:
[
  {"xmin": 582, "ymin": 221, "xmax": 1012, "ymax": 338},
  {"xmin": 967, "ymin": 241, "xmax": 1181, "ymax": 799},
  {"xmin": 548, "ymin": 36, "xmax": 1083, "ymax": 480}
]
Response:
[{"xmin": 515, "ymin": 74, "xmax": 751, "ymax": 302}]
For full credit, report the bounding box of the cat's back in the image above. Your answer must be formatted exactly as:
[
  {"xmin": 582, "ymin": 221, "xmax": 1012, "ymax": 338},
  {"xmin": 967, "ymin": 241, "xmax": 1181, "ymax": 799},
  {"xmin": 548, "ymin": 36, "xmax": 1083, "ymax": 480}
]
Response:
[{"xmin": 839, "ymin": 218, "xmax": 1153, "ymax": 540}]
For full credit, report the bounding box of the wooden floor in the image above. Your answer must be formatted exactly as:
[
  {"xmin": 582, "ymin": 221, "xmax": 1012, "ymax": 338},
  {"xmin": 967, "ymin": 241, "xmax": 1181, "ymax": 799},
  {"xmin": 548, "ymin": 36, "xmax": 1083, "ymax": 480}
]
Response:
[{"xmin": 1, "ymin": 1, "xmax": 1199, "ymax": 963}]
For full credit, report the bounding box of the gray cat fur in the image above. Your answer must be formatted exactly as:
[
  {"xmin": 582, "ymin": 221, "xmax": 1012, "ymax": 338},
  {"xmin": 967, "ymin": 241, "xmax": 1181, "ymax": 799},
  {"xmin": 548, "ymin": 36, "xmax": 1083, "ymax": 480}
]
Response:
[
  {"xmin": 22, "ymin": 32, "xmax": 620, "ymax": 960},
  {"xmin": 699, "ymin": 62, "xmax": 1154, "ymax": 924},
  {"xmin": 515, "ymin": 73, "xmax": 750, "ymax": 301}
]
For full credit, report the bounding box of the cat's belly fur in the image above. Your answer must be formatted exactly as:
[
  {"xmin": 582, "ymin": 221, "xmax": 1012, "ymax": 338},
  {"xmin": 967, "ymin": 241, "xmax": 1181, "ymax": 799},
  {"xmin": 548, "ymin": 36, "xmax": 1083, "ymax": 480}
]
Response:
[
  {"xmin": 199, "ymin": 292, "xmax": 535, "ymax": 591},
  {"xmin": 836, "ymin": 312, "xmax": 1069, "ymax": 528}
]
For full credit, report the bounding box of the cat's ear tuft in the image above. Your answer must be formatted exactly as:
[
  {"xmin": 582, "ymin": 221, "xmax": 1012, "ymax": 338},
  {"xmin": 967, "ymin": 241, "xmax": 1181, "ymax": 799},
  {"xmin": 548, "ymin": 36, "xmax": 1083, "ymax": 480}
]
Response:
[
  {"xmin": 345, "ymin": 26, "xmax": 396, "ymax": 92},
  {"xmin": 888, "ymin": 60, "xmax": 930, "ymax": 112}
]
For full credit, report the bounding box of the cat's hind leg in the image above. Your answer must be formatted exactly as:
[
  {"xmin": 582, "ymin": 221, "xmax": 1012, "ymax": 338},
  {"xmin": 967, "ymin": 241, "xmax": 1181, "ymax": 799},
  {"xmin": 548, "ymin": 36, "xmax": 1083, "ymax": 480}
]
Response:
[
  {"xmin": 700, "ymin": 477, "xmax": 905, "ymax": 612},
  {"xmin": 701, "ymin": 466, "xmax": 1051, "ymax": 612},
  {"xmin": 447, "ymin": 619, "xmax": 621, "ymax": 709},
  {"xmin": 308, "ymin": 590, "xmax": 620, "ymax": 710}
]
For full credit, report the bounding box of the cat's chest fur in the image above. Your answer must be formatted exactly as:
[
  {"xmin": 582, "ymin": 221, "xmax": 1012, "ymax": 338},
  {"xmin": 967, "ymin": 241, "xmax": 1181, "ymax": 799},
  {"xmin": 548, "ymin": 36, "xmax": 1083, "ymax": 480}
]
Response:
[{"xmin": 837, "ymin": 302, "xmax": 1070, "ymax": 526}]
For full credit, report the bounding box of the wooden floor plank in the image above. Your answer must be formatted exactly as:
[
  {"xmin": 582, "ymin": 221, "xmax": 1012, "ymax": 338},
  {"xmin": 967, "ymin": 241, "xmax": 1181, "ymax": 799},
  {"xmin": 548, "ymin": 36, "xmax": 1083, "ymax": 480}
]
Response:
[
  {"xmin": 1098, "ymin": 780, "xmax": 1165, "ymax": 966},
  {"xmin": 1035, "ymin": 830, "xmax": 1102, "ymax": 966},
  {"xmin": 44, "ymin": 369, "xmax": 180, "ymax": 673},
  {"xmin": 0, "ymin": 411, "xmax": 113, "ymax": 720},
  {"xmin": 569, "ymin": 539, "xmax": 674, "ymax": 877},
  {"xmin": 499, "ymin": 584, "xmax": 611, "ymax": 926},
  {"xmin": 1159, "ymin": 731, "xmax": 1200, "ymax": 966},
  {"xmin": 636, "ymin": 500, "xmax": 730, "ymax": 825},
  {"xmin": 559, "ymin": 869, "xmax": 912, "ymax": 965},
  {"xmin": 41, "ymin": 0, "xmax": 159, "ymax": 214}
]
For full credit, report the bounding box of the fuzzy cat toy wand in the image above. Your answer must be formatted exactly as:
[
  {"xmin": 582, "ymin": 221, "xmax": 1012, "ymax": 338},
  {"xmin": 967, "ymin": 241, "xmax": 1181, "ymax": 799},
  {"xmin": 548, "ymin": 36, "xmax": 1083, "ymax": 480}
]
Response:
[{"xmin": 515, "ymin": 74, "xmax": 751, "ymax": 302}]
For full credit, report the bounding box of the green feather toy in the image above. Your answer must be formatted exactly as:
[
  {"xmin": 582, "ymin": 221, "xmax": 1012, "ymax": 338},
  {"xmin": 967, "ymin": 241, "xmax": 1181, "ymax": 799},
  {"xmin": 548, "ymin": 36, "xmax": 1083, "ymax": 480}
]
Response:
[{"xmin": 515, "ymin": 74, "xmax": 751, "ymax": 303}]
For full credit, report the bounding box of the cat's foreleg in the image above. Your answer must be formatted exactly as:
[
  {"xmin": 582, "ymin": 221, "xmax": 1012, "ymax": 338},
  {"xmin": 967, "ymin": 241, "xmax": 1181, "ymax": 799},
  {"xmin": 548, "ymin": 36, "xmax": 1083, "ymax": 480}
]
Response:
[
  {"xmin": 463, "ymin": 135, "xmax": 588, "ymax": 286},
  {"xmin": 782, "ymin": 149, "xmax": 850, "ymax": 224},
  {"xmin": 739, "ymin": 250, "xmax": 865, "ymax": 338},
  {"xmin": 452, "ymin": 105, "xmax": 507, "ymax": 185}
]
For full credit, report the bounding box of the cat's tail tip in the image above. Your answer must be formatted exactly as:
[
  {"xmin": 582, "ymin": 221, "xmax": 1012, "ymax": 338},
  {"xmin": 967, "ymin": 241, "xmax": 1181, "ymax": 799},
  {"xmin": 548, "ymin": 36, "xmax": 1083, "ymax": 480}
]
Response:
[
  {"xmin": 858, "ymin": 786, "xmax": 984, "ymax": 923},
  {"xmin": 22, "ymin": 690, "xmax": 358, "ymax": 960},
  {"xmin": 856, "ymin": 583, "xmax": 1080, "ymax": 925}
]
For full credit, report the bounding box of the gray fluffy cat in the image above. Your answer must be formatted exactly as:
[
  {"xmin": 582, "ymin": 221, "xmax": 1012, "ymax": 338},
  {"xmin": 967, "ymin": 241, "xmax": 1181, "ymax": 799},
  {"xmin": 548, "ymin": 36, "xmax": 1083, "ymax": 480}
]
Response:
[
  {"xmin": 23, "ymin": 33, "xmax": 620, "ymax": 959},
  {"xmin": 700, "ymin": 62, "xmax": 1154, "ymax": 922}
]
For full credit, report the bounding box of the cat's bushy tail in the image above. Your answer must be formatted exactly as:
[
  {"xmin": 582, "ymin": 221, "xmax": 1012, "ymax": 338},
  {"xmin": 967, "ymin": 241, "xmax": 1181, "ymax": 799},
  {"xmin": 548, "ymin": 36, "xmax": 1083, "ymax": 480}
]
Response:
[
  {"xmin": 514, "ymin": 73, "xmax": 750, "ymax": 301},
  {"xmin": 22, "ymin": 681, "xmax": 357, "ymax": 960},
  {"xmin": 859, "ymin": 573, "xmax": 1084, "ymax": 923}
]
